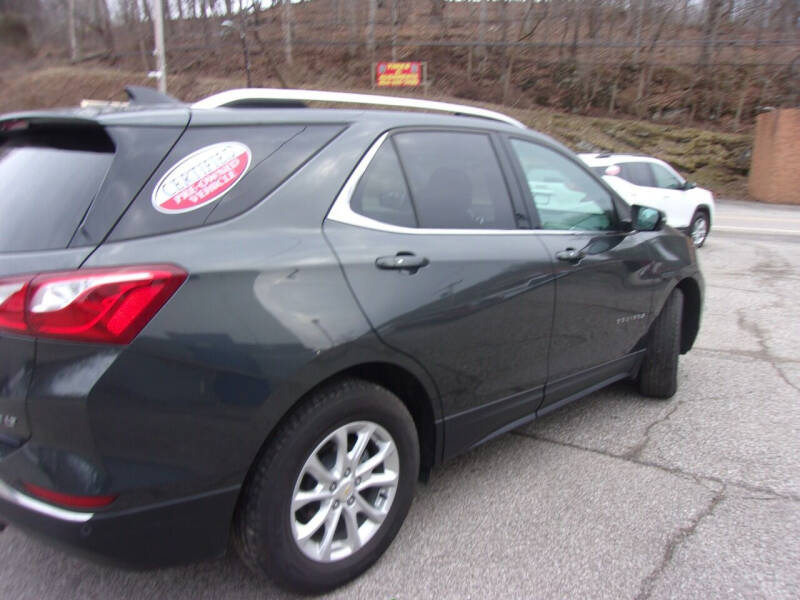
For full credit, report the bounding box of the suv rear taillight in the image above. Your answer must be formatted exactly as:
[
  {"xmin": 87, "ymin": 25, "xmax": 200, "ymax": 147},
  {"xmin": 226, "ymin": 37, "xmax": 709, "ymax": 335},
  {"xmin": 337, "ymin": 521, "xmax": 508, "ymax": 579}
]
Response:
[{"xmin": 0, "ymin": 265, "xmax": 186, "ymax": 344}]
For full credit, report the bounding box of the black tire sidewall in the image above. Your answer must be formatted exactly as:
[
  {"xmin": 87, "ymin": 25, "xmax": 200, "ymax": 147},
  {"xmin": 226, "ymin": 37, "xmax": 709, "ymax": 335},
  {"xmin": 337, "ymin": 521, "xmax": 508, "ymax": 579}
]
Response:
[
  {"xmin": 639, "ymin": 288, "xmax": 683, "ymax": 398},
  {"xmin": 247, "ymin": 381, "xmax": 419, "ymax": 593}
]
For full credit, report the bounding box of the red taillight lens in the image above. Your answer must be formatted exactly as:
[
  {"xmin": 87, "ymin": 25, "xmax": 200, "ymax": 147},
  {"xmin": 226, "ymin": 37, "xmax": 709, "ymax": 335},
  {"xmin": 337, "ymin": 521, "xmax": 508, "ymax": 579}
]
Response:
[
  {"xmin": 23, "ymin": 482, "xmax": 117, "ymax": 509},
  {"xmin": 0, "ymin": 265, "xmax": 186, "ymax": 344},
  {"xmin": 0, "ymin": 276, "xmax": 29, "ymax": 333}
]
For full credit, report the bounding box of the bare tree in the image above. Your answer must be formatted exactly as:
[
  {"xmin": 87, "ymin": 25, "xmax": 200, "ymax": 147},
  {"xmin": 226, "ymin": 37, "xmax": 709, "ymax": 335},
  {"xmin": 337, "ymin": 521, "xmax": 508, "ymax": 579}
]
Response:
[
  {"xmin": 366, "ymin": 0, "xmax": 376, "ymax": 54},
  {"xmin": 635, "ymin": 5, "xmax": 674, "ymax": 115},
  {"xmin": 586, "ymin": 0, "xmax": 602, "ymax": 39},
  {"xmin": 502, "ymin": 0, "xmax": 550, "ymax": 103},
  {"xmin": 633, "ymin": 0, "xmax": 646, "ymax": 63},
  {"xmin": 68, "ymin": 0, "xmax": 80, "ymax": 61},
  {"xmin": 348, "ymin": 0, "xmax": 358, "ymax": 57},
  {"xmin": 477, "ymin": 0, "xmax": 488, "ymax": 64},
  {"xmin": 391, "ymin": 0, "xmax": 399, "ymax": 61},
  {"xmin": 429, "ymin": 0, "xmax": 444, "ymax": 20},
  {"xmin": 699, "ymin": 0, "xmax": 723, "ymax": 67},
  {"xmin": 95, "ymin": 0, "xmax": 114, "ymax": 52},
  {"xmin": 282, "ymin": 0, "xmax": 293, "ymax": 66},
  {"xmin": 570, "ymin": 1, "xmax": 581, "ymax": 61}
]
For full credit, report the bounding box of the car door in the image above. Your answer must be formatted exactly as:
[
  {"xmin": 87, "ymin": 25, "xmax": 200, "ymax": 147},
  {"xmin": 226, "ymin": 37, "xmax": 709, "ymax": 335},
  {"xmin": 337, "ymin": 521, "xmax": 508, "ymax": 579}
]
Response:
[
  {"xmin": 505, "ymin": 138, "xmax": 656, "ymax": 411},
  {"xmin": 324, "ymin": 128, "xmax": 555, "ymax": 457}
]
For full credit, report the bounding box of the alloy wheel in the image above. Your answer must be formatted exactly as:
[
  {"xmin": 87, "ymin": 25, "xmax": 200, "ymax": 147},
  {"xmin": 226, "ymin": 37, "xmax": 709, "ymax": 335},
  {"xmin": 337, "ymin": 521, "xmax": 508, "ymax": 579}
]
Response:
[
  {"xmin": 290, "ymin": 421, "xmax": 399, "ymax": 562},
  {"xmin": 691, "ymin": 216, "xmax": 708, "ymax": 247}
]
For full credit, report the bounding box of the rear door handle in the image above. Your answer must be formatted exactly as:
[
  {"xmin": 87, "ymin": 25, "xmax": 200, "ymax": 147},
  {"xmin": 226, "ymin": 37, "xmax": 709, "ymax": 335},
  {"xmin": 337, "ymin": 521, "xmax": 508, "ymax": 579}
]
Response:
[
  {"xmin": 375, "ymin": 254, "xmax": 429, "ymax": 273},
  {"xmin": 555, "ymin": 248, "xmax": 585, "ymax": 263}
]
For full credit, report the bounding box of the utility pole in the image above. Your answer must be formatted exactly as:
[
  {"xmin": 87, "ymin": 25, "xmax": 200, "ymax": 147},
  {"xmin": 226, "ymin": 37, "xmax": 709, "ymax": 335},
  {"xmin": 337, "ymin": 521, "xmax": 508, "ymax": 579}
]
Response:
[{"xmin": 151, "ymin": 0, "xmax": 168, "ymax": 93}]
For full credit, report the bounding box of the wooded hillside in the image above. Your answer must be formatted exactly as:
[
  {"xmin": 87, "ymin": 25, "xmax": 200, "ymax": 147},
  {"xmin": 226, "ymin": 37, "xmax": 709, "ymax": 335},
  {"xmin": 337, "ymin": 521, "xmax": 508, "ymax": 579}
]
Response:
[{"xmin": 1, "ymin": 1, "xmax": 798, "ymax": 132}]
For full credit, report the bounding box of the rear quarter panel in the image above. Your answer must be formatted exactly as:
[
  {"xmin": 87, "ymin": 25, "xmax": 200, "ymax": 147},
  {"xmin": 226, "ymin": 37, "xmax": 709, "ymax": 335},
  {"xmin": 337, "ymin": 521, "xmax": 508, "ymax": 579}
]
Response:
[{"xmin": 52, "ymin": 121, "xmax": 440, "ymax": 506}]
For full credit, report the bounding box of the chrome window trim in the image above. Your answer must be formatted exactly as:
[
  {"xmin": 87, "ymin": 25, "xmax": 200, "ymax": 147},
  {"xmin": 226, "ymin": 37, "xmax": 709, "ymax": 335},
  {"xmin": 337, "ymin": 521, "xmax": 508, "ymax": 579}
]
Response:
[
  {"xmin": 192, "ymin": 88, "xmax": 526, "ymax": 129},
  {"xmin": 325, "ymin": 132, "xmax": 614, "ymax": 237},
  {"xmin": 0, "ymin": 480, "xmax": 94, "ymax": 523}
]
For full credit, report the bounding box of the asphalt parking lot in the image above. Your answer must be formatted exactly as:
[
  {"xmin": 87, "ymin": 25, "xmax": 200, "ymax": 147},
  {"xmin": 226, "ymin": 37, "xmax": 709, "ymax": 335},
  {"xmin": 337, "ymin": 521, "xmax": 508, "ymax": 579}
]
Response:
[{"xmin": 1, "ymin": 200, "xmax": 798, "ymax": 599}]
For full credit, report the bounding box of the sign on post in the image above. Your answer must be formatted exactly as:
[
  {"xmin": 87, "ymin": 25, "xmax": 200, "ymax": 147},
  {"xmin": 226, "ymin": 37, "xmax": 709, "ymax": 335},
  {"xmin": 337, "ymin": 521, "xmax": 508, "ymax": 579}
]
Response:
[{"xmin": 374, "ymin": 62, "xmax": 425, "ymax": 88}]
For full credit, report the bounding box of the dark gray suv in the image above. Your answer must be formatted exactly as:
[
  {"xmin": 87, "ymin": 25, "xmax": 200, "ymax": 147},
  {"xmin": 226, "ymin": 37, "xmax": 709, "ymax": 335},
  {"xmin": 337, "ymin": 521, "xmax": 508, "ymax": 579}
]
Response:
[{"xmin": 0, "ymin": 88, "xmax": 703, "ymax": 593}]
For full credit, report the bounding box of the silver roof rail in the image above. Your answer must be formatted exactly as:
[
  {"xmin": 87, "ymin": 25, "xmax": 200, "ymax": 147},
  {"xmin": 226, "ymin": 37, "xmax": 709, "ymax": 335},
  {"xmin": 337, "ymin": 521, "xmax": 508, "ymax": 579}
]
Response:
[{"xmin": 191, "ymin": 88, "xmax": 526, "ymax": 129}]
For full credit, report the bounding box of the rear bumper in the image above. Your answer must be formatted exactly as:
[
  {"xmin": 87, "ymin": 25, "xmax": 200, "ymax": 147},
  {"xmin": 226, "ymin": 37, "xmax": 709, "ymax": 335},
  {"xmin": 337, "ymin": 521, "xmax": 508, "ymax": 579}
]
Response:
[{"xmin": 0, "ymin": 480, "xmax": 239, "ymax": 568}]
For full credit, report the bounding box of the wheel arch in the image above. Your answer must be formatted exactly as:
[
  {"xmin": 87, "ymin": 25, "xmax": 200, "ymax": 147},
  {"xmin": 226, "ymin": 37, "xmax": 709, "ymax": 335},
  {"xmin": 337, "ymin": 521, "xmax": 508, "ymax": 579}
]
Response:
[
  {"xmin": 242, "ymin": 355, "xmax": 441, "ymax": 493},
  {"xmin": 676, "ymin": 277, "xmax": 702, "ymax": 354},
  {"xmin": 695, "ymin": 204, "xmax": 712, "ymax": 228},
  {"xmin": 229, "ymin": 355, "xmax": 442, "ymax": 546},
  {"xmin": 339, "ymin": 362, "xmax": 439, "ymax": 475}
]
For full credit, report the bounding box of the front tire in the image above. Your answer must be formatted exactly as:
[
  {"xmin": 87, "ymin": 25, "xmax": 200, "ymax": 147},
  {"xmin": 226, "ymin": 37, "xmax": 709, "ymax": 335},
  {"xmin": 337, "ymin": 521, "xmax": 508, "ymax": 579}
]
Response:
[
  {"xmin": 639, "ymin": 288, "xmax": 683, "ymax": 399},
  {"xmin": 688, "ymin": 210, "xmax": 709, "ymax": 248},
  {"xmin": 234, "ymin": 378, "xmax": 419, "ymax": 594}
]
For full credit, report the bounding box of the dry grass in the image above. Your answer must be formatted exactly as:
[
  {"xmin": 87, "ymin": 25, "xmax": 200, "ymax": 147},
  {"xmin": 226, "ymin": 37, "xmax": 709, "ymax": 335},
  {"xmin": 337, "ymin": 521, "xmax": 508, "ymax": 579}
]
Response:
[{"xmin": 0, "ymin": 65, "xmax": 752, "ymax": 198}]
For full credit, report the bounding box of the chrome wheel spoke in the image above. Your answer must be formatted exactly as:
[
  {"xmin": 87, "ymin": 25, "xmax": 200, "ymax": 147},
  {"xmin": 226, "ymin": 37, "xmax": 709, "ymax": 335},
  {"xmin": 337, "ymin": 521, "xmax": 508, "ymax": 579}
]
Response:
[
  {"xmin": 305, "ymin": 454, "xmax": 336, "ymax": 485},
  {"xmin": 358, "ymin": 469, "xmax": 398, "ymax": 491},
  {"xmin": 342, "ymin": 505, "xmax": 363, "ymax": 553},
  {"xmin": 332, "ymin": 428, "xmax": 349, "ymax": 478},
  {"xmin": 318, "ymin": 504, "xmax": 343, "ymax": 561},
  {"xmin": 356, "ymin": 440, "xmax": 395, "ymax": 478},
  {"xmin": 349, "ymin": 423, "xmax": 376, "ymax": 467},
  {"xmin": 292, "ymin": 486, "xmax": 333, "ymax": 511}
]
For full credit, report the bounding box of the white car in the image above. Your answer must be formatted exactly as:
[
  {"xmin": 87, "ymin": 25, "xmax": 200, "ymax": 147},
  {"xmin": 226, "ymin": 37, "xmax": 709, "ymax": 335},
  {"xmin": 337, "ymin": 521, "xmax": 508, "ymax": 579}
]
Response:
[
  {"xmin": 579, "ymin": 153, "xmax": 715, "ymax": 247},
  {"xmin": 526, "ymin": 168, "xmax": 588, "ymax": 209}
]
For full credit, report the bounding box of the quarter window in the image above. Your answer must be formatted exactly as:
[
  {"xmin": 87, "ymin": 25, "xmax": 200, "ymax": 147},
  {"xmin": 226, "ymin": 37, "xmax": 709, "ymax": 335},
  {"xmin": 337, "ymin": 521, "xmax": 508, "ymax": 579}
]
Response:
[
  {"xmin": 509, "ymin": 139, "xmax": 616, "ymax": 231},
  {"xmin": 351, "ymin": 141, "xmax": 417, "ymax": 228}
]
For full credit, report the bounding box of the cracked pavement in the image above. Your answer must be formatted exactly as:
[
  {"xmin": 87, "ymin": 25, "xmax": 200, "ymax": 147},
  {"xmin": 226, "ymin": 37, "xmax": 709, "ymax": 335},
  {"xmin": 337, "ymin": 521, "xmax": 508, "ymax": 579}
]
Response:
[{"xmin": 1, "ymin": 203, "xmax": 799, "ymax": 599}]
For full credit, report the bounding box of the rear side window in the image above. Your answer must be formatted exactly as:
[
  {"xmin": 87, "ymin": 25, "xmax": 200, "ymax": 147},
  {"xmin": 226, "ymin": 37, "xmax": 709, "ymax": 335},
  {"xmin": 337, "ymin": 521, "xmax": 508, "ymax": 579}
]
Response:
[
  {"xmin": 392, "ymin": 131, "xmax": 516, "ymax": 229},
  {"xmin": 619, "ymin": 162, "xmax": 655, "ymax": 187},
  {"xmin": 0, "ymin": 124, "xmax": 114, "ymax": 252}
]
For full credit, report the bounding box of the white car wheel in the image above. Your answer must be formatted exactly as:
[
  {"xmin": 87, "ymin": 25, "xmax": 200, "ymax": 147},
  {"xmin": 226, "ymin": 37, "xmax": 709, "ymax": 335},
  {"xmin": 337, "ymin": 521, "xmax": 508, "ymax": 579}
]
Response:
[{"xmin": 689, "ymin": 211, "xmax": 709, "ymax": 248}]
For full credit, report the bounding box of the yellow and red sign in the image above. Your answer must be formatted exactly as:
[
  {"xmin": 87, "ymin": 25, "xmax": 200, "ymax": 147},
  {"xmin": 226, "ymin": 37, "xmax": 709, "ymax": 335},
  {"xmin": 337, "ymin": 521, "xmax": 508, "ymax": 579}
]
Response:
[{"xmin": 375, "ymin": 62, "xmax": 422, "ymax": 87}]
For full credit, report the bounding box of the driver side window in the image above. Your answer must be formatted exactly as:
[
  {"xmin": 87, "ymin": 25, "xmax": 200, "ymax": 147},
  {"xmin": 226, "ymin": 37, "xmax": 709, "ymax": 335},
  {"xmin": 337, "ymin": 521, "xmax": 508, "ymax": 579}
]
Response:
[{"xmin": 509, "ymin": 139, "xmax": 617, "ymax": 231}]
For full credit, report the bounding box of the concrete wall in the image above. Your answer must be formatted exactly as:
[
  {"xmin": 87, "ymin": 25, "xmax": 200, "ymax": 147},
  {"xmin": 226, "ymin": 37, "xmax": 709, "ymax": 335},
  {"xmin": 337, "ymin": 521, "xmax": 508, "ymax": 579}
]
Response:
[{"xmin": 748, "ymin": 108, "xmax": 800, "ymax": 205}]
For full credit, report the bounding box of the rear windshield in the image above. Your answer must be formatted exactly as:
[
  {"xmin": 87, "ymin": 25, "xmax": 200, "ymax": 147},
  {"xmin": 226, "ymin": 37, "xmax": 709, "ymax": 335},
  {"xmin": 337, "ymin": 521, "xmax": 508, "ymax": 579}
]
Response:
[{"xmin": 0, "ymin": 124, "xmax": 114, "ymax": 252}]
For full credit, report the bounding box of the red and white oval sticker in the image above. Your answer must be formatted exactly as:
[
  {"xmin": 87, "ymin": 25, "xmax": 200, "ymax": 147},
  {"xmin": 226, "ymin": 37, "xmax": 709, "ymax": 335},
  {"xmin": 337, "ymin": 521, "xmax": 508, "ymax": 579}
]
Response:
[{"xmin": 152, "ymin": 142, "xmax": 252, "ymax": 214}]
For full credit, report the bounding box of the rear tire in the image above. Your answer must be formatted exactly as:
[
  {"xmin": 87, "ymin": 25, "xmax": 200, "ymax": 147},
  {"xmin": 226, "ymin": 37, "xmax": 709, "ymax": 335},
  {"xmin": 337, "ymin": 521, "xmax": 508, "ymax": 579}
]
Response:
[
  {"xmin": 688, "ymin": 210, "xmax": 709, "ymax": 248},
  {"xmin": 639, "ymin": 288, "xmax": 683, "ymax": 399},
  {"xmin": 234, "ymin": 378, "xmax": 419, "ymax": 594}
]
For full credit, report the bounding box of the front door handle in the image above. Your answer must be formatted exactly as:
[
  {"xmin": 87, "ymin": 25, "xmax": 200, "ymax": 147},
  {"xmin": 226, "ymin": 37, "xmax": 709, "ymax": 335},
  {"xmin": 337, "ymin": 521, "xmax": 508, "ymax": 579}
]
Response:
[
  {"xmin": 375, "ymin": 253, "xmax": 429, "ymax": 273},
  {"xmin": 555, "ymin": 248, "xmax": 585, "ymax": 263}
]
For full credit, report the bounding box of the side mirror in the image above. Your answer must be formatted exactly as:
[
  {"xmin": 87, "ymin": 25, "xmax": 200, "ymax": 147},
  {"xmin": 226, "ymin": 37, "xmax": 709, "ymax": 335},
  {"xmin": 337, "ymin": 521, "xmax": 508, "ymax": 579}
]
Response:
[
  {"xmin": 683, "ymin": 181, "xmax": 697, "ymax": 190},
  {"xmin": 630, "ymin": 204, "xmax": 664, "ymax": 231}
]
